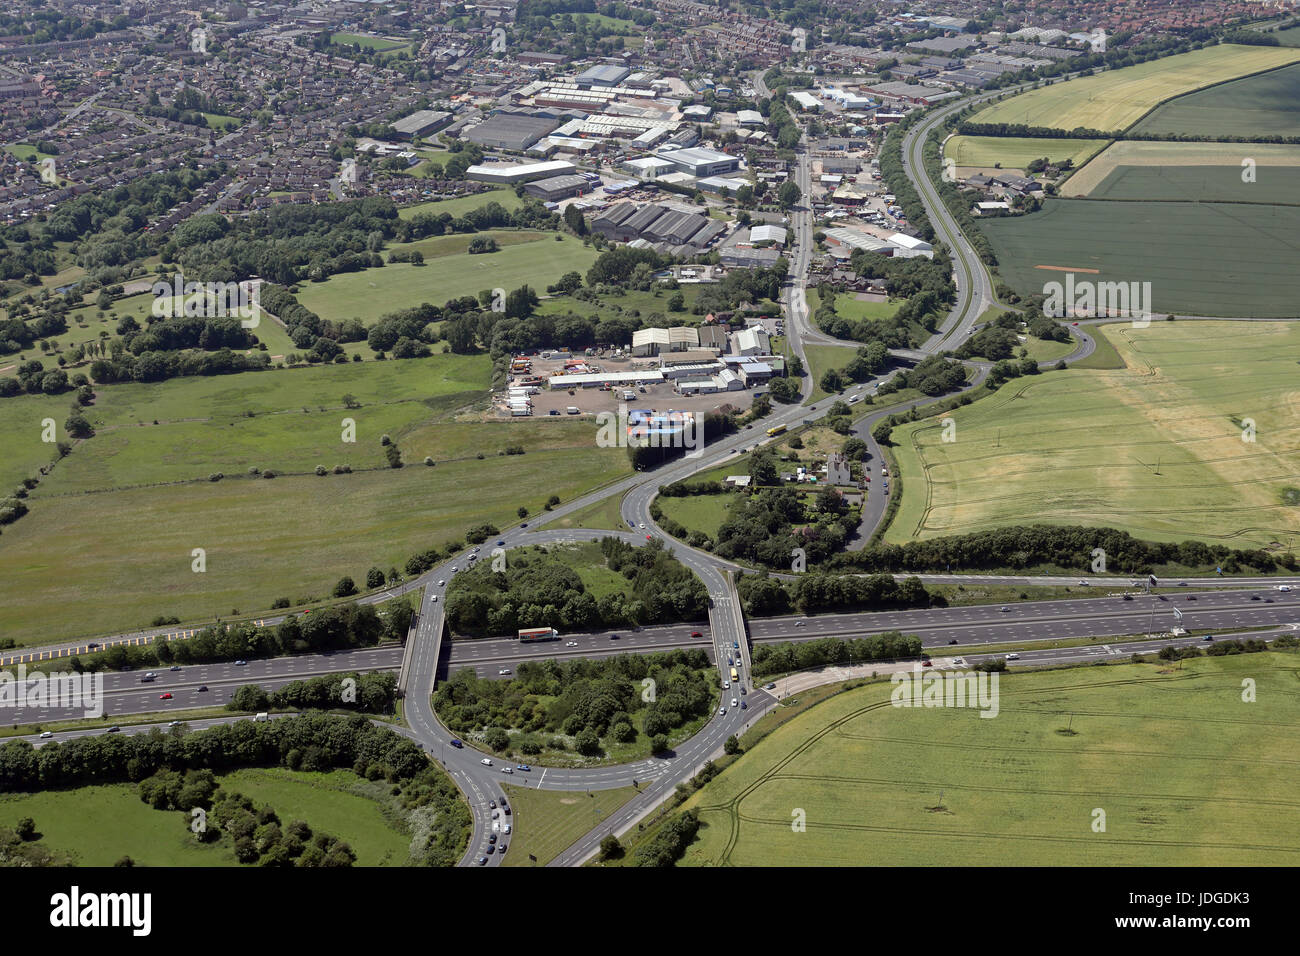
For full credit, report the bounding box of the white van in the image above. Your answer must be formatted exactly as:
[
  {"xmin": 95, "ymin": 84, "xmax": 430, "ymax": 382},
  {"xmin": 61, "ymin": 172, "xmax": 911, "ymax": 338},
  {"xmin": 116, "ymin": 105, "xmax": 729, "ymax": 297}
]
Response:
[{"xmin": 254, "ymin": 712, "xmax": 269, "ymax": 722}]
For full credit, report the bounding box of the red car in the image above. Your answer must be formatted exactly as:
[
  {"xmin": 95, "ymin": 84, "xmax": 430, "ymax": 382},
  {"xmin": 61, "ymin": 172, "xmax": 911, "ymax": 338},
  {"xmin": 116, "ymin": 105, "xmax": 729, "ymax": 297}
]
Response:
[
  {"xmin": 159, "ymin": 693, "xmax": 173, "ymax": 700},
  {"xmin": 691, "ymin": 631, "xmax": 704, "ymax": 638}
]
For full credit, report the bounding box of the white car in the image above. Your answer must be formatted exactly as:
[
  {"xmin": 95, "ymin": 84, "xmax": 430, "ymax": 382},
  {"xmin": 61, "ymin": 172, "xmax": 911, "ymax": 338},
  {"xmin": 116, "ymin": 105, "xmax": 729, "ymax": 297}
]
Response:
[
  {"xmin": 504, "ymin": 824, "xmax": 512, "ymax": 834},
  {"xmin": 953, "ymin": 658, "xmax": 966, "ymax": 666},
  {"xmin": 1277, "ymin": 585, "xmax": 1292, "ymax": 592},
  {"xmin": 795, "ymin": 621, "xmax": 806, "ymax": 627},
  {"xmin": 39, "ymin": 731, "xmax": 53, "ymax": 739},
  {"xmin": 731, "ymin": 698, "xmax": 738, "ymax": 708},
  {"xmin": 722, "ymin": 681, "xmax": 730, "ymax": 689},
  {"xmin": 450, "ymin": 566, "xmax": 458, "ymax": 573},
  {"xmin": 501, "ymin": 767, "xmax": 514, "ymax": 774},
  {"xmin": 498, "ymin": 668, "xmax": 511, "ymax": 675},
  {"xmin": 639, "ymin": 523, "xmax": 646, "ymax": 529},
  {"xmin": 565, "ymin": 641, "xmax": 578, "ymax": 647},
  {"xmin": 431, "ymin": 595, "xmax": 438, "ymax": 603},
  {"xmin": 718, "ymin": 707, "xmax": 727, "ymax": 716},
  {"xmin": 481, "ymin": 758, "xmax": 492, "ymax": 766},
  {"xmin": 437, "ymin": 580, "xmax": 445, "ymax": 587},
  {"xmin": 1005, "ymin": 653, "xmax": 1020, "ymax": 661}
]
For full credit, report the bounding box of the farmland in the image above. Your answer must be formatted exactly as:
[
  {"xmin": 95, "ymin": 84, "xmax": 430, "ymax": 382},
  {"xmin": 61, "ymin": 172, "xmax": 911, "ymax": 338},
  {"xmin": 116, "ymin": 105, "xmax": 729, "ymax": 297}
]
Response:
[
  {"xmin": 1063, "ymin": 141, "xmax": 1300, "ymax": 199},
  {"xmin": 1132, "ymin": 61, "xmax": 1300, "ymax": 138},
  {"xmin": 293, "ymin": 232, "xmax": 598, "ymax": 324},
  {"xmin": 0, "ymin": 768, "xmax": 412, "ymax": 866},
  {"xmin": 0, "ymin": 356, "xmax": 636, "ymax": 644},
  {"xmin": 944, "ymin": 135, "xmax": 1110, "ymax": 171},
  {"xmin": 978, "ymin": 198, "xmax": 1300, "ymax": 317},
  {"xmin": 397, "ymin": 188, "xmax": 523, "ymax": 219},
  {"xmin": 968, "ymin": 44, "xmax": 1300, "ymax": 132},
  {"xmin": 886, "ymin": 321, "xmax": 1300, "ymax": 550},
  {"xmin": 672, "ymin": 653, "xmax": 1300, "ymax": 866}
]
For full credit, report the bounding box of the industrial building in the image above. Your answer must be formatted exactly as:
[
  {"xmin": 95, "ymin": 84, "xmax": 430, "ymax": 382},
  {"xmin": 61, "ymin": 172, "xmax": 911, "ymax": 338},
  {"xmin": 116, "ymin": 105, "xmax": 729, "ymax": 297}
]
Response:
[
  {"xmin": 632, "ymin": 326, "xmax": 701, "ymax": 357},
  {"xmin": 655, "ymin": 146, "xmax": 741, "ymax": 178},
  {"xmin": 734, "ymin": 327, "xmax": 771, "ymax": 356},
  {"xmin": 523, "ymin": 174, "xmax": 590, "ymax": 201},
  {"xmin": 790, "ymin": 90, "xmax": 822, "ymax": 111},
  {"xmin": 391, "ymin": 110, "xmax": 452, "ymax": 140},
  {"xmin": 463, "ymin": 112, "xmax": 562, "ymax": 150},
  {"xmin": 575, "ymin": 64, "xmax": 631, "ymax": 87},
  {"xmin": 589, "ymin": 203, "xmax": 726, "ymax": 254},
  {"xmin": 465, "ymin": 160, "xmax": 576, "ymax": 184}
]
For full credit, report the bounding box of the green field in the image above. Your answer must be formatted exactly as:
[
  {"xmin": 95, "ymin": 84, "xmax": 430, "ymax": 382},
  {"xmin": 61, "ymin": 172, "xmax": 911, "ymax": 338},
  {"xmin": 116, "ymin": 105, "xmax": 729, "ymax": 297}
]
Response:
[
  {"xmin": 978, "ymin": 198, "xmax": 1300, "ymax": 317},
  {"xmin": 1273, "ymin": 24, "xmax": 1300, "ymax": 47},
  {"xmin": 970, "ymin": 45, "xmax": 1300, "ymax": 132},
  {"xmin": 656, "ymin": 492, "xmax": 735, "ymax": 539},
  {"xmin": 802, "ymin": 344, "xmax": 859, "ymax": 403},
  {"xmin": 807, "ymin": 287, "xmax": 902, "ymax": 324},
  {"xmin": 0, "ymin": 767, "xmax": 412, "ymax": 866},
  {"xmin": 886, "ymin": 322, "xmax": 1300, "ymax": 549},
  {"xmin": 294, "ymin": 233, "xmax": 598, "ymax": 324},
  {"xmin": 672, "ymin": 653, "xmax": 1300, "ymax": 865},
  {"xmin": 1064, "ymin": 141, "xmax": 1300, "ymax": 199},
  {"xmin": 1132, "ymin": 61, "xmax": 1300, "ymax": 138},
  {"xmin": 218, "ymin": 768, "xmax": 411, "ymax": 865},
  {"xmin": 398, "ymin": 189, "xmax": 523, "ymax": 220},
  {"xmin": 0, "ymin": 357, "xmax": 637, "ymax": 644},
  {"xmin": 945, "ymin": 135, "xmax": 1110, "ymax": 170},
  {"xmin": 502, "ymin": 783, "xmax": 638, "ymax": 866}
]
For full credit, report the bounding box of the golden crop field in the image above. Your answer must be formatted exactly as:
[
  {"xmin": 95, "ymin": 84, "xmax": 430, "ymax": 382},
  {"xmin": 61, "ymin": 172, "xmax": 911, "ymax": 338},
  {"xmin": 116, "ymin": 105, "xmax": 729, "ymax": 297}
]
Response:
[
  {"xmin": 970, "ymin": 44, "xmax": 1300, "ymax": 132},
  {"xmin": 886, "ymin": 321, "xmax": 1300, "ymax": 550}
]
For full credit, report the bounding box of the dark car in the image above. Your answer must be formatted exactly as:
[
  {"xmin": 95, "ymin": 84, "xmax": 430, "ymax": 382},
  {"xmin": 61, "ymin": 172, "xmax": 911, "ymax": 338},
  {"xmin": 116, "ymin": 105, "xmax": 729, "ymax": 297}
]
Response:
[
  {"xmin": 948, "ymin": 639, "xmax": 958, "ymax": 645},
  {"xmin": 489, "ymin": 834, "xmax": 497, "ymax": 844},
  {"xmin": 106, "ymin": 726, "xmax": 120, "ymax": 733},
  {"xmin": 486, "ymin": 845, "xmax": 494, "ymax": 855},
  {"xmin": 87, "ymin": 642, "xmax": 100, "ymax": 649},
  {"xmin": 520, "ymin": 522, "xmax": 528, "ymax": 528},
  {"xmin": 1203, "ymin": 635, "xmax": 1214, "ymax": 642},
  {"xmin": 477, "ymin": 856, "xmax": 488, "ymax": 866},
  {"xmin": 197, "ymin": 685, "xmax": 208, "ymax": 692},
  {"xmin": 609, "ymin": 633, "xmax": 620, "ymax": 640},
  {"xmin": 449, "ymin": 739, "xmax": 463, "ymax": 748}
]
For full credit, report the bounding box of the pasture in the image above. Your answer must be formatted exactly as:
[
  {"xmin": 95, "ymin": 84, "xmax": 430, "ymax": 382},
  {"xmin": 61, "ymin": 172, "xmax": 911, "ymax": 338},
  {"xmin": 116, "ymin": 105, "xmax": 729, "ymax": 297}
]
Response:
[
  {"xmin": 0, "ymin": 355, "xmax": 638, "ymax": 644},
  {"xmin": 978, "ymin": 198, "xmax": 1300, "ymax": 317},
  {"xmin": 945, "ymin": 135, "xmax": 1110, "ymax": 171},
  {"xmin": 885, "ymin": 321, "xmax": 1300, "ymax": 550},
  {"xmin": 674, "ymin": 653, "xmax": 1300, "ymax": 866},
  {"xmin": 1132, "ymin": 61, "xmax": 1300, "ymax": 138},
  {"xmin": 397, "ymin": 189, "xmax": 523, "ymax": 219},
  {"xmin": 968, "ymin": 45, "xmax": 1300, "ymax": 132},
  {"xmin": 1063, "ymin": 141, "xmax": 1300, "ymax": 198},
  {"xmin": 293, "ymin": 233, "xmax": 598, "ymax": 324},
  {"xmin": 0, "ymin": 768, "xmax": 410, "ymax": 866}
]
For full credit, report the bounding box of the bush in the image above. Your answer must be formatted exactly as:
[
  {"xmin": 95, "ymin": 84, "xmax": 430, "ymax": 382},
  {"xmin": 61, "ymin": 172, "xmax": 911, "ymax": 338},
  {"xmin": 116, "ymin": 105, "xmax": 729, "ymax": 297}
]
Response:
[
  {"xmin": 314, "ymin": 465, "xmax": 327, "ymax": 476},
  {"xmin": 332, "ymin": 576, "xmax": 358, "ymax": 598}
]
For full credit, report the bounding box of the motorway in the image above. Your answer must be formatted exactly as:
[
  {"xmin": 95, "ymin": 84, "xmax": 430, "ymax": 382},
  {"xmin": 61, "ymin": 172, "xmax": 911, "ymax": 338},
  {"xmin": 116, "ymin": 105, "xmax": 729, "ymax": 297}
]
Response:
[{"xmin": 16, "ymin": 67, "xmax": 1300, "ymax": 868}]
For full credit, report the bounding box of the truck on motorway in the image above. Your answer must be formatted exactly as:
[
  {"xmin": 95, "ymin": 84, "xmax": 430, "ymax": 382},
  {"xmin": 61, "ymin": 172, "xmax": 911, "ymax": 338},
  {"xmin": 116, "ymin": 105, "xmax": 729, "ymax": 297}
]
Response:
[
  {"xmin": 518, "ymin": 627, "xmax": 560, "ymax": 643},
  {"xmin": 766, "ymin": 424, "xmax": 787, "ymax": 437},
  {"xmin": 565, "ymin": 406, "xmax": 580, "ymax": 415},
  {"xmin": 730, "ymin": 667, "xmax": 739, "ymax": 681}
]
